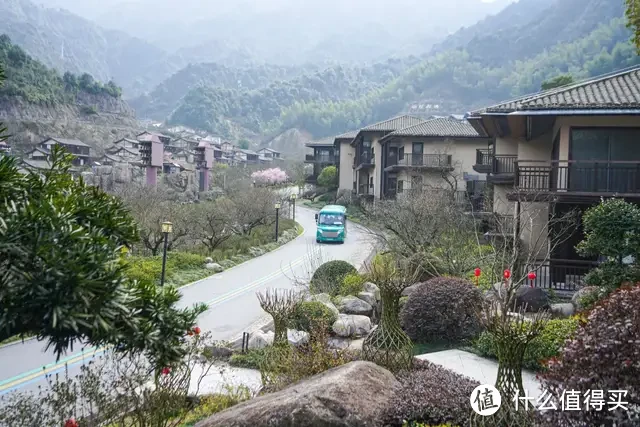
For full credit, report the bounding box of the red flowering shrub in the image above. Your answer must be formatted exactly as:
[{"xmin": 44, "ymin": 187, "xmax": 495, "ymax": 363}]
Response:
[{"xmin": 539, "ymin": 284, "xmax": 640, "ymax": 426}]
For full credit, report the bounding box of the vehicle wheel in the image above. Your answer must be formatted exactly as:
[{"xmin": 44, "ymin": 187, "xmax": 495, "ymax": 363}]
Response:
[{"xmin": 316, "ymin": 239, "xmax": 321, "ymax": 243}]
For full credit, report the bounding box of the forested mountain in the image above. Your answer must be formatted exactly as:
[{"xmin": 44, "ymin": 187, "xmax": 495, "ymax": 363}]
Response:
[
  {"xmin": 165, "ymin": 0, "xmax": 636, "ymax": 139},
  {"xmin": 167, "ymin": 58, "xmax": 423, "ymax": 136},
  {"xmin": 0, "ymin": 35, "xmax": 121, "ymax": 104}
]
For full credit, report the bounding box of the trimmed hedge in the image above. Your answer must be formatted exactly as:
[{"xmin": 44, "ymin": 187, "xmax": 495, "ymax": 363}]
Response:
[
  {"xmin": 340, "ymin": 273, "xmax": 366, "ymax": 296},
  {"xmin": 400, "ymin": 277, "xmax": 483, "ymax": 344},
  {"xmin": 291, "ymin": 301, "xmax": 337, "ymax": 333},
  {"xmin": 310, "ymin": 260, "xmax": 357, "ymax": 296},
  {"xmin": 474, "ymin": 317, "xmax": 579, "ymax": 371}
]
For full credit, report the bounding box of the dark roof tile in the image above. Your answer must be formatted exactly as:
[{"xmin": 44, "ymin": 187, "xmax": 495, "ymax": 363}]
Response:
[{"xmin": 381, "ymin": 117, "xmax": 484, "ymax": 141}]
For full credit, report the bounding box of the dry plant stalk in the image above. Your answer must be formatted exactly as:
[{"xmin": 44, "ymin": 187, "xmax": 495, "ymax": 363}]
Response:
[{"xmin": 256, "ymin": 288, "xmax": 302, "ymax": 344}]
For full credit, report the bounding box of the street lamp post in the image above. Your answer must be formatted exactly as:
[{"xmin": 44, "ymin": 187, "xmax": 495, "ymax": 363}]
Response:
[
  {"xmin": 274, "ymin": 203, "xmax": 281, "ymax": 242},
  {"xmin": 290, "ymin": 193, "xmax": 297, "ymax": 223},
  {"xmin": 160, "ymin": 221, "xmax": 173, "ymax": 286}
]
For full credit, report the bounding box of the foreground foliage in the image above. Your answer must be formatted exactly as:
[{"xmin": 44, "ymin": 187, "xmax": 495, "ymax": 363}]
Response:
[
  {"xmin": 382, "ymin": 359, "xmax": 480, "ymax": 427},
  {"xmin": 310, "ymin": 260, "xmax": 358, "ymax": 295},
  {"xmin": 539, "ymin": 284, "xmax": 640, "ymax": 426},
  {"xmin": 0, "ymin": 148, "xmax": 205, "ymax": 367}
]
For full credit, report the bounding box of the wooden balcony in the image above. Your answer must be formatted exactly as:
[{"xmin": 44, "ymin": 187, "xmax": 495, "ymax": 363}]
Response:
[
  {"xmin": 473, "ymin": 149, "xmax": 493, "ymax": 174},
  {"xmin": 355, "ymin": 151, "xmax": 375, "ymax": 170},
  {"xmin": 385, "ymin": 154, "xmax": 452, "ymax": 172},
  {"xmin": 486, "ymin": 155, "xmax": 518, "ymax": 184},
  {"xmin": 512, "ymin": 160, "xmax": 640, "ymax": 201},
  {"xmin": 305, "ymin": 154, "xmax": 335, "ymax": 164},
  {"xmin": 358, "ymin": 183, "xmax": 374, "ymax": 197}
]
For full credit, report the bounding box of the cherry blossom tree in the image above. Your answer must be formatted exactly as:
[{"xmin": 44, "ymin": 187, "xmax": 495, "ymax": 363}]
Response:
[{"xmin": 251, "ymin": 168, "xmax": 289, "ymax": 186}]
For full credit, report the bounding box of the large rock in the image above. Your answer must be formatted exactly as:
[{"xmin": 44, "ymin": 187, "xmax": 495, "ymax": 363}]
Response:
[
  {"xmin": 571, "ymin": 286, "xmax": 602, "ymax": 310},
  {"xmin": 336, "ymin": 295, "xmax": 373, "ymax": 316},
  {"xmin": 287, "ymin": 329, "xmax": 309, "ymax": 347},
  {"xmin": 401, "ymin": 283, "xmax": 422, "ymax": 297},
  {"xmin": 357, "ymin": 291, "xmax": 377, "ymax": 308},
  {"xmin": 515, "ymin": 286, "xmax": 550, "ymax": 312},
  {"xmin": 332, "ymin": 314, "xmax": 372, "ymax": 338},
  {"xmin": 204, "ymin": 262, "xmax": 223, "ymax": 272},
  {"xmin": 308, "ymin": 293, "xmax": 339, "ymax": 316},
  {"xmin": 248, "ymin": 331, "xmax": 274, "ymax": 349},
  {"xmin": 550, "ymin": 303, "xmax": 575, "ymax": 318},
  {"xmin": 196, "ymin": 361, "xmax": 398, "ymax": 427},
  {"xmin": 363, "ymin": 282, "xmax": 381, "ymax": 301}
]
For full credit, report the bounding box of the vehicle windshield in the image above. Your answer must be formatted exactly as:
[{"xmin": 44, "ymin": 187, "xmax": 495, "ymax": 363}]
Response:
[{"xmin": 318, "ymin": 213, "xmax": 344, "ymax": 226}]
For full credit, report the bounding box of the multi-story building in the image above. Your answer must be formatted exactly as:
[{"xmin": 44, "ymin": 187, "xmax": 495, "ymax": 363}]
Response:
[
  {"xmin": 466, "ymin": 65, "xmax": 640, "ymax": 291},
  {"xmin": 107, "ymin": 138, "xmax": 140, "ymax": 153},
  {"xmin": 334, "ymin": 130, "xmax": 358, "ymax": 192},
  {"xmin": 378, "ymin": 117, "xmax": 490, "ymax": 202},
  {"xmin": 36, "ymin": 137, "xmax": 92, "ymax": 166},
  {"xmin": 305, "ymin": 137, "xmax": 337, "ymax": 184},
  {"xmin": 257, "ymin": 147, "xmax": 282, "ymax": 161}
]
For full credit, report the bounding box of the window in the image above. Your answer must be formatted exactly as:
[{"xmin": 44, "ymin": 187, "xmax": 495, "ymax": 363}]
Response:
[{"xmin": 398, "ymin": 180, "xmax": 404, "ymax": 193}]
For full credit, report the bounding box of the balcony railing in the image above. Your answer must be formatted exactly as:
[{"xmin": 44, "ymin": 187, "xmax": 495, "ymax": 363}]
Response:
[
  {"xmin": 355, "ymin": 151, "xmax": 375, "ymax": 169},
  {"xmin": 482, "ymin": 213, "xmax": 515, "ymax": 236},
  {"xmin": 492, "ymin": 155, "xmax": 517, "ymax": 174},
  {"xmin": 305, "ymin": 154, "xmax": 335, "ymax": 163},
  {"xmin": 525, "ymin": 259, "xmax": 599, "ymax": 291},
  {"xmin": 387, "ymin": 153, "xmax": 452, "ymax": 170},
  {"xmin": 516, "ymin": 160, "xmax": 640, "ymax": 195},
  {"xmin": 476, "ymin": 149, "xmax": 493, "ymax": 166}
]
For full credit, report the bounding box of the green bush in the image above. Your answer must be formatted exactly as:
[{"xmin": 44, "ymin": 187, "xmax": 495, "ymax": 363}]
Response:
[
  {"xmin": 228, "ymin": 349, "xmax": 266, "ymax": 370},
  {"xmin": 340, "ymin": 273, "xmax": 365, "ymax": 296},
  {"xmin": 474, "ymin": 317, "xmax": 579, "ymax": 371},
  {"xmin": 126, "ymin": 256, "xmax": 167, "ymax": 284},
  {"xmin": 291, "ymin": 301, "xmax": 337, "ymax": 333},
  {"xmin": 178, "ymin": 387, "xmax": 252, "ymax": 426},
  {"xmin": 310, "ymin": 260, "xmax": 357, "ymax": 295},
  {"xmin": 169, "ymin": 252, "xmax": 207, "ymax": 269},
  {"xmin": 400, "ymin": 277, "xmax": 483, "ymax": 344}
]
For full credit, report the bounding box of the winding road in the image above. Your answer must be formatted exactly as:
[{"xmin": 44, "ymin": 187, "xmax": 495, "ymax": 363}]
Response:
[{"xmin": 0, "ymin": 206, "xmax": 374, "ymax": 397}]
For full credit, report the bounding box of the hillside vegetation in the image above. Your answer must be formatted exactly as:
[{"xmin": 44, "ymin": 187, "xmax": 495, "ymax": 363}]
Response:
[
  {"xmin": 166, "ymin": 0, "xmax": 637, "ymax": 138},
  {"xmin": 0, "ymin": 34, "xmax": 121, "ymax": 104}
]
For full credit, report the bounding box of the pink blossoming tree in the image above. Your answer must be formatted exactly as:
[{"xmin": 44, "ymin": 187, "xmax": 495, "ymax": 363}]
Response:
[{"xmin": 252, "ymin": 168, "xmax": 289, "ymax": 186}]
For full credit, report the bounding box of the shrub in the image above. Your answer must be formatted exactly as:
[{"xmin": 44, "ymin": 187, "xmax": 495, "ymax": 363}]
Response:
[
  {"xmin": 228, "ymin": 348, "xmax": 266, "ymax": 369},
  {"xmin": 474, "ymin": 318, "xmax": 579, "ymax": 371},
  {"xmin": 400, "ymin": 277, "xmax": 483, "ymax": 344},
  {"xmin": 178, "ymin": 386, "xmax": 253, "ymax": 426},
  {"xmin": 291, "ymin": 301, "xmax": 337, "ymax": 333},
  {"xmin": 539, "ymin": 284, "xmax": 640, "ymax": 426},
  {"xmin": 340, "ymin": 273, "xmax": 365, "ymax": 296},
  {"xmin": 169, "ymin": 252, "xmax": 207, "ymax": 269},
  {"xmin": 382, "ymin": 359, "xmax": 479, "ymax": 426},
  {"xmin": 310, "ymin": 260, "xmax": 357, "ymax": 295}
]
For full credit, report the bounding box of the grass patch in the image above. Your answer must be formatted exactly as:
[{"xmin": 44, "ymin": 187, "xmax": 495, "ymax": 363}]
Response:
[
  {"xmin": 175, "ymin": 387, "xmax": 253, "ymax": 426},
  {"xmin": 126, "ymin": 219, "xmax": 299, "ymax": 288},
  {"xmin": 412, "ymin": 341, "xmax": 469, "ymax": 356},
  {"xmin": 228, "ymin": 348, "xmax": 266, "ymax": 370},
  {"xmin": 0, "ymin": 333, "xmax": 34, "ymax": 347}
]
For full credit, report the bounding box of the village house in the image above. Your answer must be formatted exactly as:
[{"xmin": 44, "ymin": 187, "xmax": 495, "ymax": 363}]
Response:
[
  {"xmin": 31, "ymin": 137, "xmax": 92, "ymax": 167},
  {"xmin": 257, "ymin": 147, "xmax": 282, "ymax": 161},
  {"xmin": 305, "ymin": 137, "xmax": 337, "ymax": 184},
  {"xmin": 107, "ymin": 138, "xmax": 140, "ymax": 153},
  {"xmin": 137, "ymin": 131, "xmax": 171, "ymax": 145},
  {"xmin": 466, "ymin": 65, "xmax": 640, "ymax": 291},
  {"xmin": 333, "ymin": 130, "xmax": 359, "ymax": 193}
]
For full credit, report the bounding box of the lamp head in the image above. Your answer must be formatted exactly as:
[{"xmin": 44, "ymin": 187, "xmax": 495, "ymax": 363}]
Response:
[
  {"xmin": 161, "ymin": 221, "xmax": 173, "ymax": 234},
  {"xmin": 275, "ymin": 203, "xmax": 281, "ymax": 209}
]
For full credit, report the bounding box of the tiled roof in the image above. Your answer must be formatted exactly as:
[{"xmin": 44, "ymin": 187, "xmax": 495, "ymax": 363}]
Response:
[
  {"xmin": 360, "ymin": 115, "xmax": 425, "ymax": 132},
  {"xmin": 381, "ymin": 117, "xmax": 484, "ymax": 141},
  {"xmin": 43, "ymin": 137, "xmax": 90, "ymax": 148},
  {"xmin": 237, "ymin": 148, "xmax": 258, "ymax": 155},
  {"xmin": 306, "ymin": 137, "xmax": 335, "ymax": 147},
  {"xmin": 334, "ymin": 130, "xmax": 358, "ymax": 140},
  {"xmin": 474, "ymin": 66, "xmax": 640, "ymax": 114},
  {"xmin": 258, "ymin": 147, "xmax": 280, "ymax": 153},
  {"xmin": 21, "ymin": 158, "xmax": 51, "ymax": 170}
]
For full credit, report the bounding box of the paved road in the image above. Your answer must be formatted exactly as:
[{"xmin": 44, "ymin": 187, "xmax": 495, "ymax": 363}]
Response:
[{"xmin": 0, "ymin": 206, "xmax": 374, "ymax": 396}]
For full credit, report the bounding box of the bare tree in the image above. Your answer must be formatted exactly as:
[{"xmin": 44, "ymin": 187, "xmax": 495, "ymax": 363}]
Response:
[
  {"xmin": 227, "ymin": 187, "xmax": 276, "ymax": 235},
  {"xmin": 189, "ymin": 198, "xmax": 236, "ymax": 252},
  {"xmin": 113, "ymin": 184, "xmax": 192, "ymax": 255}
]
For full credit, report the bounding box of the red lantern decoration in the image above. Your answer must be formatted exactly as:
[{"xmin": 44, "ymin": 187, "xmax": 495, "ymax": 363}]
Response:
[
  {"xmin": 161, "ymin": 367, "xmax": 171, "ymax": 376},
  {"xmin": 527, "ymin": 271, "xmax": 537, "ymax": 281},
  {"xmin": 474, "ymin": 268, "xmax": 482, "ymax": 277},
  {"xmin": 65, "ymin": 418, "xmax": 79, "ymax": 427},
  {"xmin": 193, "ymin": 326, "xmax": 201, "ymax": 335},
  {"xmin": 503, "ymin": 269, "xmax": 511, "ymax": 279}
]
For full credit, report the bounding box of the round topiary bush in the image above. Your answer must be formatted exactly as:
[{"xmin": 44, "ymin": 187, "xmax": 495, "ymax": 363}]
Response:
[
  {"xmin": 539, "ymin": 284, "xmax": 640, "ymax": 427},
  {"xmin": 310, "ymin": 260, "xmax": 357, "ymax": 295},
  {"xmin": 400, "ymin": 277, "xmax": 483, "ymax": 344},
  {"xmin": 291, "ymin": 301, "xmax": 338, "ymax": 333}
]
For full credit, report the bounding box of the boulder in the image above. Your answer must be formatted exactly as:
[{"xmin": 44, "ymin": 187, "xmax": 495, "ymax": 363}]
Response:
[
  {"xmin": 363, "ymin": 282, "xmax": 381, "ymax": 301},
  {"xmin": 550, "ymin": 303, "xmax": 575, "ymax": 319},
  {"xmin": 204, "ymin": 257, "xmax": 213, "ymax": 264},
  {"xmin": 401, "ymin": 283, "xmax": 422, "ymax": 297},
  {"xmin": 327, "ymin": 337, "xmax": 365, "ymax": 352},
  {"xmin": 204, "ymin": 262, "xmax": 223, "ymax": 272},
  {"xmin": 357, "ymin": 291, "xmax": 377, "ymax": 308},
  {"xmin": 515, "ymin": 286, "xmax": 550, "ymax": 312},
  {"xmin": 287, "ymin": 329, "xmax": 309, "ymax": 347},
  {"xmin": 249, "ymin": 247, "xmax": 266, "ymax": 257},
  {"xmin": 248, "ymin": 331, "xmax": 274, "ymax": 350},
  {"xmin": 332, "ymin": 314, "xmax": 372, "ymax": 338},
  {"xmin": 571, "ymin": 286, "xmax": 602, "ymax": 310},
  {"xmin": 196, "ymin": 361, "xmax": 398, "ymax": 427},
  {"xmin": 308, "ymin": 293, "xmax": 340, "ymax": 316},
  {"xmin": 206, "ymin": 345, "xmax": 233, "ymax": 360},
  {"xmin": 336, "ymin": 296, "xmax": 373, "ymax": 316}
]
